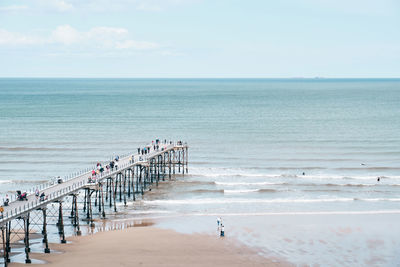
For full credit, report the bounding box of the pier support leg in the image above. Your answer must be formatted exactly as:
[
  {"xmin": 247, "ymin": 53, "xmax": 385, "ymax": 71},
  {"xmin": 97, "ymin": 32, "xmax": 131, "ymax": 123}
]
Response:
[
  {"xmin": 5, "ymin": 222, "xmax": 10, "ymax": 263},
  {"xmin": 157, "ymin": 157, "xmax": 160, "ymax": 184},
  {"xmin": 1, "ymin": 226, "xmax": 7, "ymax": 267},
  {"xmin": 58, "ymin": 202, "xmax": 66, "ymax": 243},
  {"xmin": 140, "ymin": 167, "xmax": 144, "ymax": 195},
  {"xmin": 98, "ymin": 188, "xmax": 102, "ymax": 213},
  {"xmin": 83, "ymin": 189, "xmax": 87, "ymax": 213},
  {"xmin": 74, "ymin": 195, "xmax": 81, "ymax": 236},
  {"xmin": 178, "ymin": 149, "xmax": 181, "ymax": 173},
  {"xmin": 186, "ymin": 147, "xmax": 189, "ymax": 174},
  {"xmin": 173, "ymin": 150, "xmax": 176, "ymax": 174},
  {"xmin": 86, "ymin": 189, "xmax": 90, "ymax": 220},
  {"xmin": 105, "ymin": 179, "xmax": 109, "ymax": 201},
  {"xmin": 127, "ymin": 169, "xmax": 131, "ymax": 198},
  {"xmin": 109, "ymin": 179, "xmax": 113, "ymax": 207},
  {"xmin": 89, "ymin": 191, "xmax": 95, "ymax": 228},
  {"xmin": 112, "ymin": 179, "xmax": 117, "ymax": 212},
  {"xmin": 42, "ymin": 208, "xmax": 50, "ymax": 253},
  {"xmin": 94, "ymin": 190, "xmax": 98, "ymax": 207},
  {"xmin": 23, "ymin": 215, "xmax": 31, "ymax": 264},
  {"xmin": 119, "ymin": 174, "xmax": 122, "ymax": 202},
  {"xmin": 123, "ymin": 173, "xmax": 127, "ymax": 206},
  {"xmin": 169, "ymin": 151, "xmax": 172, "ymax": 179},
  {"xmin": 101, "ymin": 183, "xmax": 106, "ymax": 218},
  {"xmin": 132, "ymin": 167, "xmax": 137, "ymax": 201}
]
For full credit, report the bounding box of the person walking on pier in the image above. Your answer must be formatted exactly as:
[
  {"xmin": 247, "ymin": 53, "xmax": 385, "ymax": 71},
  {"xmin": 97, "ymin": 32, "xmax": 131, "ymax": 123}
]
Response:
[{"xmin": 115, "ymin": 160, "xmax": 119, "ymax": 170}]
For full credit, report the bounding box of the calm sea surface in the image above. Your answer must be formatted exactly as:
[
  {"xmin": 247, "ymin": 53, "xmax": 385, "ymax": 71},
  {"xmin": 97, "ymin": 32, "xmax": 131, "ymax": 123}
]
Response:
[{"xmin": 1, "ymin": 78, "xmax": 400, "ymax": 266}]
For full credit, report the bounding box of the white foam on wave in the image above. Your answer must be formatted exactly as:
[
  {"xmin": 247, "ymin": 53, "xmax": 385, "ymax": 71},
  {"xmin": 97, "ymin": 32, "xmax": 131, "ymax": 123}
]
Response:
[
  {"xmin": 224, "ymin": 189, "xmax": 260, "ymax": 194},
  {"xmin": 0, "ymin": 180, "xmax": 12, "ymax": 184},
  {"xmin": 215, "ymin": 181, "xmax": 279, "ymax": 186},
  {"xmin": 144, "ymin": 198, "xmax": 355, "ymax": 205},
  {"xmin": 144, "ymin": 197, "xmax": 400, "ymax": 205},
  {"xmin": 188, "ymin": 210, "xmax": 400, "ymax": 216},
  {"xmin": 188, "ymin": 167, "xmax": 400, "ymax": 180}
]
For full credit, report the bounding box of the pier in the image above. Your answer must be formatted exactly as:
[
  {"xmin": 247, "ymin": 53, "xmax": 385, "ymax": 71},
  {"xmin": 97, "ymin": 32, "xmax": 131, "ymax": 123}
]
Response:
[{"xmin": 0, "ymin": 141, "xmax": 188, "ymax": 266}]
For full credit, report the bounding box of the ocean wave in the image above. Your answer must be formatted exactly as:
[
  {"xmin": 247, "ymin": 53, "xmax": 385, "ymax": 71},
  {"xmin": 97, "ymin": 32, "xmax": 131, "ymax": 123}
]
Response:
[
  {"xmin": 143, "ymin": 198, "xmax": 354, "ymax": 205},
  {"xmin": 224, "ymin": 189, "xmax": 262, "ymax": 194},
  {"xmin": 188, "ymin": 210, "xmax": 400, "ymax": 216},
  {"xmin": 188, "ymin": 167, "xmax": 400, "ymax": 180},
  {"xmin": 0, "ymin": 179, "xmax": 49, "ymax": 184},
  {"xmin": 144, "ymin": 197, "xmax": 400, "ymax": 205},
  {"xmin": 0, "ymin": 146, "xmax": 86, "ymax": 151},
  {"xmin": 214, "ymin": 181, "xmax": 286, "ymax": 186},
  {"xmin": 190, "ymin": 189, "xmax": 225, "ymax": 193}
]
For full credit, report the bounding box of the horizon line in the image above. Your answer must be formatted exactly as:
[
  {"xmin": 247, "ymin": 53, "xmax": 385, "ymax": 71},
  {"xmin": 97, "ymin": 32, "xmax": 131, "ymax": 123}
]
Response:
[{"xmin": 0, "ymin": 77, "xmax": 400, "ymax": 79}]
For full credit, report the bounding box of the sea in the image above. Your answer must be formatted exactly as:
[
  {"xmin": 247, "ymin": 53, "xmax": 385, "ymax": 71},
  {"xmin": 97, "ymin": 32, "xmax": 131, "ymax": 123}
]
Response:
[{"xmin": 0, "ymin": 78, "xmax": 400, "ymax": 266}]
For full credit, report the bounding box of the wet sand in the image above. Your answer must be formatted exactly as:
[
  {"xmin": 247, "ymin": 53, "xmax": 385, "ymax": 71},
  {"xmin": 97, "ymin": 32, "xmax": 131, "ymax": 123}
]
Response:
[{"xmin": 11, "ymin": 226, "xmax": 290, "ymax": 267}]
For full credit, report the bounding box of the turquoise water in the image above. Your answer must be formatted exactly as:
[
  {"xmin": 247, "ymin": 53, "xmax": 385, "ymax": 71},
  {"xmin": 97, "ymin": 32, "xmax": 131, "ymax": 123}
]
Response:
[{"xmin": 1, "ymin": 78, "xmax": 400, "ymax": 266}]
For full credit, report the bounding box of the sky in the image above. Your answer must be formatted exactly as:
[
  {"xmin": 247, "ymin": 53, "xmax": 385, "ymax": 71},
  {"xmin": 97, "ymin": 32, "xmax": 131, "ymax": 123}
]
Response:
[{"xmin": 0, "ymin": 0, "xmax": 399, "ymax": 78}]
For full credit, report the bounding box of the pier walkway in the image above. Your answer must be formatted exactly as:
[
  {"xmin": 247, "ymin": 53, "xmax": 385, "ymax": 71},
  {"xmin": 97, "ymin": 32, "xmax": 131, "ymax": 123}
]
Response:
[{"xmin": 0, "ymin": 140, "xmax": 188, "ymax": 266}]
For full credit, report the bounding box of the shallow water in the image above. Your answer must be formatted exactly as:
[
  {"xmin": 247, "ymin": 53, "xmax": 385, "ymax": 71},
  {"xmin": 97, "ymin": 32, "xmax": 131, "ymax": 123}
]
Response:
[{"xmin": 1, "ymin": 78, "xmax": 400, "ymax": 266}]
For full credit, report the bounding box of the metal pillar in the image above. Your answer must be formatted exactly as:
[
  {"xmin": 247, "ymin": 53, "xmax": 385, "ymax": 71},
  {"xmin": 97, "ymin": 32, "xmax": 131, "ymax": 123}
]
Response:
[
  {"xmin": 173, "ymin": 150, "xmax": 176, "ymax": 174},
  {"xmin": 83, "ymin": 189, "xmax": 87, "ymax": 213},
  {"xmin": 112, "ymin": 178, "xmax": 117, "ymax": 212},
  {"xmin": 42, "ymin": 208, "xmax": 50, "ymax": 253},
  {"xmin": 127, "ymin": 169, "xmax": 131, "ymax": 198},
  {"xmin": 119, "ymin": 174, "xmax": 122, "ymax": 201},
  {"xmin": 109, "ymin": 178, "xmax": 113, "ymax": 207},
  {"xmin": 58, "ymin": 201, "xmax": 66, "ymax": 243},
  {"xmin": 182, "ymin": 148, "xmax": 185, "ymax": 175},
  {"xmin": 132, "ymin": 167, "xmax": 136, "ymax": 201},
  {"xmin": 186, "ymin": 147, "xmax": 189, "ymax": 174},
  {"xmin": 88, "ymin": 190, "xmax": 95, "ymax": 228},
  {"xmin": 74, "ymin": 195, "xmax": 81, "ymax": 236},
  {"xmin": 1, "ymin": 226, "xmax": 7, "ymax": 267},
  {"xmin": 169, "ymin": 151, "xmax": 172, "ymax": 179},
  {"xmin": 5, "ymin": 222, "xmax": 10, "ymax": 263},
  {"xmin": 23, "ymin": 214, "xmax": 31, "ymax": 264},
  {"xmin": 139, "ymin": 166, "xmax": 144, "ymax": 195},
  {"xmin": 123, "ymin": 172, "xmax": 127, "ymax": 206},
  {"xmin": 105, "ymin": 179, "xmax": 109, "ymax": 201},
  {"xmin": 100, "ymin": 183, "xmax": 106, "ymax": 218}
]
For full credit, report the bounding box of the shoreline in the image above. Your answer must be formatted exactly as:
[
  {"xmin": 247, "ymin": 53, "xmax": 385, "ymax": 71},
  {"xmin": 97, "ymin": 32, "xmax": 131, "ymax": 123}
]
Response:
[{"xmin": 10, "ymin": 225, "xmax": 291, "ymax": 267}]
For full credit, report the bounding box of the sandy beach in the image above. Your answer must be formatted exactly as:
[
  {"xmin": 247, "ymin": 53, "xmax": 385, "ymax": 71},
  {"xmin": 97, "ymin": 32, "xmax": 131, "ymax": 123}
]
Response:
[{"xmin": 9, "ymin": 226, "xmax": 290, "ymax": 267}]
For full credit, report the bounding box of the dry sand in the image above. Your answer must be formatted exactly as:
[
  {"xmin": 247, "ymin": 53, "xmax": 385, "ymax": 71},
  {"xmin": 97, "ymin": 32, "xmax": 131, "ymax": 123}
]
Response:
[{"xmin": 11, "ymin": 226, "xmax": 291, "ymax": 267}]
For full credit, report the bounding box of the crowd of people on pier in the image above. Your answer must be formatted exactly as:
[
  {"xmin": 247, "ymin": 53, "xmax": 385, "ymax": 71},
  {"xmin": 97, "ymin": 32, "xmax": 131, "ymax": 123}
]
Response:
[{"xmin": 87, "ymin": 139, "xmax": 184, "ymax": 183}]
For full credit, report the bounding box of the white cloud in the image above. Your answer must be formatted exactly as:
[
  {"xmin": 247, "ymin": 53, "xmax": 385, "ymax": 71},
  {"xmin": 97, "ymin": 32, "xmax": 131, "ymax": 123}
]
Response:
[
  {"xmin": 0, "ymin": 25, "xmax": 161, "ymax": 52},
  {"xmin": 116, "ymin": 40, "xmax": 159, "ymax": 50},
  {"xmin": 0, "ymin": 5, "xmax": 28, "ymax": 11},
  {"xmin": 51, "ymin": 25, "xmax": 80, "ymax": 45},
  {"xmin": 0, "ymin": 29, "xmax": 45, "ymax": 45},
  {"xmin": 38, "ymin": 0, "xmax": 73, "ymax": 12},
  {"xmin": 136, "ymin": 3, "xmax": 162, "ymax": 12}
]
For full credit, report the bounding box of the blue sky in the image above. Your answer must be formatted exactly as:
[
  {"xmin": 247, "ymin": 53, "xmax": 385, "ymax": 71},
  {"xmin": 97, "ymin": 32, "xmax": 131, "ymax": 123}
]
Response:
[{"xmin": 0, "ymin": 0, "xmax": 399, "ymax": 77}]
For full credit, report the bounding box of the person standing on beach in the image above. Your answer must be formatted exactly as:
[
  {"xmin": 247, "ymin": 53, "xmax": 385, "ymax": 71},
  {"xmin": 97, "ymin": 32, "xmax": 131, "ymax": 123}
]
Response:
[
  {"xmin": 217, "ymin": 217, "xmax": 221, "ymax": 227},
  {"xmin": 220, "ymin": 225, "xmax": 225, "ymax": 237}
]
